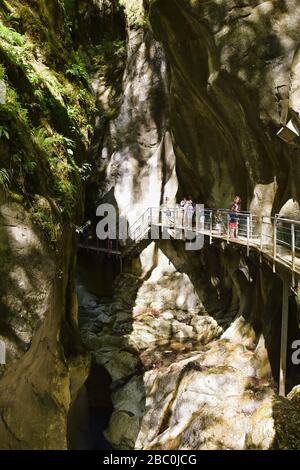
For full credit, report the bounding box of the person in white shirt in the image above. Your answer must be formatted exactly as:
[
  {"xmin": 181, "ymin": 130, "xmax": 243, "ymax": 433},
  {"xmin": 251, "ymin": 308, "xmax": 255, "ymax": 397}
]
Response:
[
  {"xmin": 186, "ymin": 197, "xmax": 194, "ymax": 229},
  {"xmin": 180, "ymin": 197, "xmax": 187, "ymax": 226}
]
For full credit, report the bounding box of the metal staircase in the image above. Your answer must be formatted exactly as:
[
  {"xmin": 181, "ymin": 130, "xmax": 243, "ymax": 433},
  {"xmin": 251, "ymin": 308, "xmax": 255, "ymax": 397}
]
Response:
[
  {"xmin": 122, "ymin": 208, "xmax": 153, "ymax": 258},
  {"xmin": 78, "ymin": 208, "xmax": 153, "ymax": 259}
]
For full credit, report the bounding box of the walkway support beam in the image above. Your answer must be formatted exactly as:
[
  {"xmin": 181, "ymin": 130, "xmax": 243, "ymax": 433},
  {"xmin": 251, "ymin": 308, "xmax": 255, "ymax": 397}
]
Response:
[
  {"xmin": 279, "ymin": 277, "xmax": 289, "ymax": 397},
  {"xmin": 246, "ymin": 214, "xmax": 250, "ymax": 257},
  {"xmin": 291, "ymin": 223, "xmax": 295, "ymax": 286},
  {"xmin": 273, "ymin": 217, "xmax": 277, "ymax": 273},
  {"xmin": 260, "ymin": 216, "xmax": 264, "ymax": 263},
  {"xmin": 227, "ymin": 217, "xmax": 230, "ymax": 244}
]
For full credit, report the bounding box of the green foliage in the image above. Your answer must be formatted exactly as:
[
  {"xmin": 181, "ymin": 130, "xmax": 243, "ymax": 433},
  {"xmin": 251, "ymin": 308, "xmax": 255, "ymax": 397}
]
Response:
[
  {"xmin": 92, "ymin": 38, "xmax": 126, "ymax": 90},
  {"xmin": 119, "ymin": 0, "xmax": 148, "ymax": 27},
  {"xmin": 66, "ymin": 52, "xmax": 89, "ymax": 84},
  {"xmin": 27, "ymin": 68, "xmax": 43, "ymax": 87},
  {"xmin": 0, "ymin": 7, "xmax": 96, "ymax": 240},
  {"xmin": 64, "ymin": 0, "xmax": 76, "ymax": 17},
  {"xmin": 12, "ymin": 150, "xmax": 37, "ymax": 175},
  {"xmin": 77, "ymin": 162, "xmax": 92, "ymax": 181},
  {"xmin": 29, "ymin": 202, "xmax": 60, "ymax": 244},
  {"xmin": 8, "ymin": 190, "xmax": 23, "ymax": 203},
  {"xmin": 0, "ymin": 0, "xmax": 15, "ymax": 15},
  {"xmin": 97, "ymin": 39, "xmax": 126, "ymax": 60},
  {"xmin": 0, "ymin": 167, "xmax": 11, "ymax": 191},
  {"xmin": 0, "ymin": 125, "xmax": 9, "ymax": 140},
  {"xmin": 4, "ymin": 85, "xmax": 29, "ymax": 126},
  {"xmin": 33, "ymin": 127, "xmax": 77, "ymax": 215},
  {"xmin": 34, "ymin": 127, "xmax": 75, "ymax": 154},
  {"xmin": 0, "ymin": 63, "xmax": 5, "ymax": 79},
  {"xmin": 0, "ymin": 23, "xmax": 26, "ymax": 47},
  {"xmin": 93, "ymin": 39, "xmax": 126, "ymax": 69}
]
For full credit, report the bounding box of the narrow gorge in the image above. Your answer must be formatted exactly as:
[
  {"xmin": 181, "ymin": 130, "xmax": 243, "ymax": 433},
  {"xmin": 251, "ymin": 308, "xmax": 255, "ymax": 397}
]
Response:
[{"xmin": 0, "ymin": 0, "xmax": 300, "ymax": 451}]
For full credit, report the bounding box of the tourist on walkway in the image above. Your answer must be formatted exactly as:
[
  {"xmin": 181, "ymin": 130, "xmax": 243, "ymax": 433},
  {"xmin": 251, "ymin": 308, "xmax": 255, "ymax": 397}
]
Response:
[
  {"xmin": 163, "ymin": 196, "xmax": 173, "ymax": 227},
  {"xmin": 229, "ymin": 196, "xmax": 241, "ymax": 238},
  {"xmin": 214, "ymin": 210, "xmax": 223, "ymax": 235},
  {"xmin": 186, "ymin": 197, "xmax": 194, "ymax": 229},
  {"xmin": 180, "ymin": 197, "xmax": 187, "ymax": 226}
]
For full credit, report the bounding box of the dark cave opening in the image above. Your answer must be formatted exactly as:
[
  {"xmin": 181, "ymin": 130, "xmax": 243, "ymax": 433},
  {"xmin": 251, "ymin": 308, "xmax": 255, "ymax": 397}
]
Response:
[{"xmin": 67, "ymin": 361, "xmax": 113, "ymax": 450}]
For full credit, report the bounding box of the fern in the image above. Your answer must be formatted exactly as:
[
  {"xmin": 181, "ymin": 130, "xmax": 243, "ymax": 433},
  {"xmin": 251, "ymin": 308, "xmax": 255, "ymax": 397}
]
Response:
[
  {"xmin": 66, "ymin": 52, "xmax": 89, "ymax": 83},
  {"xmin": 0, "ymin": 168, "xmax": 11, "ymax": 191},
  {"xmin": 0, "ymin": 24, "xmax": 26, "ymax": 47},
  {"xmin": 0, "ymin": 125, "xmax": 9, "ymax": 140}
]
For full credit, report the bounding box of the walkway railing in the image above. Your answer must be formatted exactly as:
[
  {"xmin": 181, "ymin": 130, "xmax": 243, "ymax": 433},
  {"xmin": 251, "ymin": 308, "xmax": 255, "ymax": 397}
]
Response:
[
  {"xmin": 128, "ymin": 208, "xmax": 152, "ymax": 243},
  {"xmin": 78, "ymin": 236, "xmax": 122, "ymax": 256},
  {"xmin": 78, "ymin": 206, "xmax": 300, "ymax": 276},
  {"xmin": 148, "ymin": 206, "xmax": 300, "ymax": 277}
]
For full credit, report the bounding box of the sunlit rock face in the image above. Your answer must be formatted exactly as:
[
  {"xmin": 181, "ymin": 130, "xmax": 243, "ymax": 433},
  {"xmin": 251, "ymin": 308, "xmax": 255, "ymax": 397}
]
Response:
[
  {"xmin": 0, "ymin": 0, "xmax": 92, "ymax": 449},
  {"xmin": 149, "ymin": 0, "xmax": 300, "ymax": 215},
  {"xmin": 135, "ymin": 336, "xmax": 300, "ymax": 450},
  {"xmin": 78, "ymin": 250, "xmax": 300, "ymax": 450},
  {"xmin": 80, "ymin": 0, "xmax": 300, "ymax": 451},
  {"xmin": 98, "ymin": 10, "xmax": 178, "ymax": 228},
  {"xmin": 1, "ymin": 0, "xmax": 299, "ymax": 451},
  {"xmin": 78, "ymin": 259, "xmax": 223, "ymax": 450},
  {"xmin": 0, "ymin": 201, "xmax": 55, "ymax": 361},
  {"xmin": 0, "ymin": 198, "xmax": 89, "ymax": 450}
]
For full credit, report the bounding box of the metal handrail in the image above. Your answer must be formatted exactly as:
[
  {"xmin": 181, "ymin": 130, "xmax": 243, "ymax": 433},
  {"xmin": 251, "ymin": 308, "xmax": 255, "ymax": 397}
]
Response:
[
  {"xmin": 83, "ymin": 205, "xmax": 299, "ymax": 272},
  {"xmin": 275, "ymin": 215, "xmax": 300, "ymax": 225},
  {"xmin": 143, "ymin": 206, "xmax": 300, "ymax": 275}
]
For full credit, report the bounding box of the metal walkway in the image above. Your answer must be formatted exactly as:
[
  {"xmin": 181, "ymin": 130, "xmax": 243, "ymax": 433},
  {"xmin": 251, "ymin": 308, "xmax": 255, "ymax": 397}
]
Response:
[
  {"xmin": 126, "ymin": 206, "xmax": 300, "ymax": 277},
  {"xmin": 78, "ymin": 205, "xmax": 300, "ymax": 397},
  {"xmin": 78, "ymin": 206, "xmax": 300, "ymax": 278}
]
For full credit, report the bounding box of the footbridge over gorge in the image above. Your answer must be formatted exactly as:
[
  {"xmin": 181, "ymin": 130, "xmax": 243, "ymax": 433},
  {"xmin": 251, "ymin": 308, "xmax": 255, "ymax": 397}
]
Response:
[{"xmin": 79, "ymin": 206, "xmax": 300, "ymax": 397}]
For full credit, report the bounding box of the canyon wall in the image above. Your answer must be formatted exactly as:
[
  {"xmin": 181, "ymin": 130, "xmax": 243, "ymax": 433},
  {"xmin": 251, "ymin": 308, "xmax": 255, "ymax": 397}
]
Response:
[
  {"xmin": 82, "ymin": 0, "xmax": 300, "ymax": 449},
  {"xmin": 0, "ymin": 0, "xmax": 300, "ymax": 450},
  {"xmin": 0, "ymin": 0, "xmax": 93, "ymax": 448}
]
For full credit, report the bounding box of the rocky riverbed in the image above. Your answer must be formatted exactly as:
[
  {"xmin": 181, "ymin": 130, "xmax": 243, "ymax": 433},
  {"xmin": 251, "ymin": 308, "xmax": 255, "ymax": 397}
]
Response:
[{"xmin": 77, "ymin": 268, "xmax": 300, "ymax": 450}]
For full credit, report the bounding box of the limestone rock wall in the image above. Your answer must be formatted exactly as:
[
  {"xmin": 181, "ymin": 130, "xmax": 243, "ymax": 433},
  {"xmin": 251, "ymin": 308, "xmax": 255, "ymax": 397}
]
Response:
[
  {"xmin": 1, "ymin": 0, "xmax": 300, "ymax": 451},
  {"xmin": 0, "ymin": 0, "xmax": 93, "ymax": 449},
  {"xmin": 80, "ymin": 0, "xmax": 300, "ymax": 450},
  {"xmin": 91, "ymin": 0, "xmax": 178, "ymax": 231},
  {"xmin": 149, "ymin": 0, "xmax": 300, "ymax": 216}
]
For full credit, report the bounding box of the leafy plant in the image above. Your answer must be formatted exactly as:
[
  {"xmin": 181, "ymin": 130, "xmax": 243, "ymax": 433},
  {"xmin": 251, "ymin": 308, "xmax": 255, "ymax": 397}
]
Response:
[
  {"xmin": 34, "ymin": 127, "xmax": 75, "ymax": 154},
  {"xmin": 29, "ymin": 202, "xmax": 60, "ymax": 244},
  {"xmin": 12, "ymin": 150, "xmax": 36, "ymax": 175},
  {"xmin": 0, "ymin": 63, "xmax": 5, "ymax": 79},
  {"xmin": 64, "ymin": 0, "xmax": 76, "ymax": 17},
  {"xmin": 0, "ymin": 24, "xmax": 26, "ymax": 47},
  {"xmin": 77, "ymin": 162, "xmax": 92, "ymax": 181},
  {"xmin": 0, "ymin": 167, "xmax": 11, "ymax": 191},
  {"xmin": 5, "ymin": 85, "xmax": 29, "ymax": 126},
  {"xmin": 96, "ymin": 40, "xmax": 126, "ymax": 59},
  {"xmin": 66, "ymin": 52, "xmax": 89, "ymax": 84},
  {"xmin": 0, "ymin": 124, "xmax": 9, "ymax": 140},
  {"xmin": 94, "ymin": 39, "xmax": 126, "ymax": 69},
  {"xmin": 33, "ymin": 128, "xmax": 78, "ymax": 215}
]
